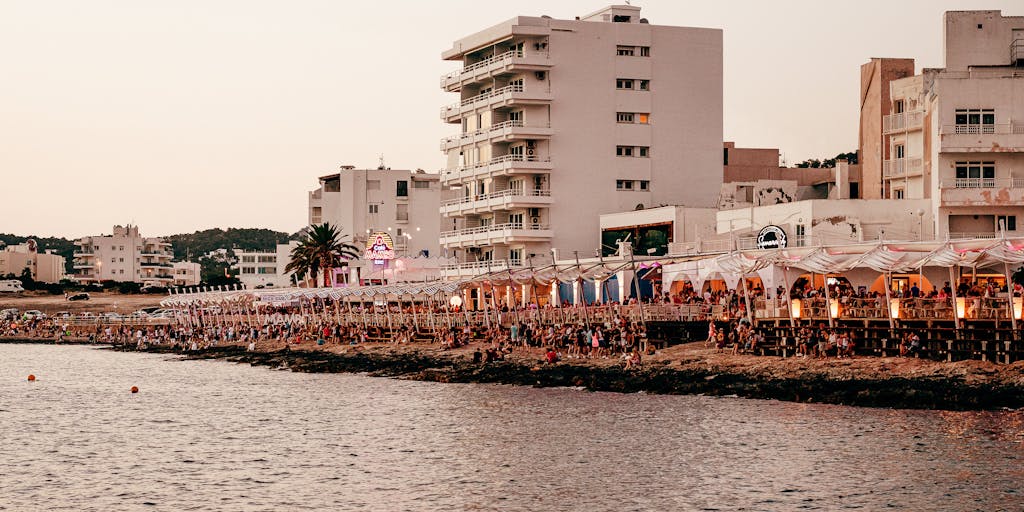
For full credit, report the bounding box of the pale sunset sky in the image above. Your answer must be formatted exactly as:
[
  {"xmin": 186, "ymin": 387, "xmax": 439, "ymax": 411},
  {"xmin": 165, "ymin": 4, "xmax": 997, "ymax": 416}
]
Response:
[{"xmin": 1, "ymin": 0, "xmax": 1020, "ymax": 238}]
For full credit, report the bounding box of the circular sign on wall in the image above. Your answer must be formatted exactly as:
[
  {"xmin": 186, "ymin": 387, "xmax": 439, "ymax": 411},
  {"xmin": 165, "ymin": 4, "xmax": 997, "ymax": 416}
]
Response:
[{"xmin": 756, "ymin": 225, "xmax": 788, "ymax": 249}]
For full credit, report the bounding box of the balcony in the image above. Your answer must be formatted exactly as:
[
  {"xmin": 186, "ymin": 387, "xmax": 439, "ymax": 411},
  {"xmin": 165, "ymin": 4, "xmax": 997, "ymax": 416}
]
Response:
[
  {"xmin": 72, "ymin": 262, "xmax": 95, "ymax": 269},
  {"xmin": 441, "ymin": 189, "xmax": 553, "ymax": 215},
  {"xmin": 940, "ymin": 123, "xmax": 1024, "ymax": 152},
  {"xmin": 440, "ymin": 259, "xmax": 515, "ymax": 278},
  {"xmin": 440, "ymin": 120, "xmax": 552, "ymax": 151},
  {"xmin": 140, "ymin": 251, "xmax": 172, "ymax": 258},
  {"xmin": 440, "ymin": 50, "xmax": 552, "ymax": 92},
  {"xmin": 73, "ymin": 251, "xmax": 95, "ymax": 258},
  {"xmin": 441, "ymin": 154, "xmax": 552, "ymax": 185},
  {"xmin": 882, "ymin": 110, "xmax": 924, "ymax": 134},
  {"xmin": 882, "ymin": 157, "xmax": 924, "ymax": 178},
  {"xmin": 140, "ymin": 262, "xmax": 174, "ymax": 268},
  {"xmin": 939, "ymin": 177, "xmax": 1024, "ymax": 206},
  {"xmin": 440, "ymin": 222, "xmax": 553, "ymax": 247},
  {"xmin": 440, "ymin": 84, "xmax": 553, "ymax": 123}
]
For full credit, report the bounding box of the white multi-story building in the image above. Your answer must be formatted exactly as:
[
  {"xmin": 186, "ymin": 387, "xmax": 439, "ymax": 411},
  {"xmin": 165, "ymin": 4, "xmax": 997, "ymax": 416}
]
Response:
[
  {"xmin": 0, "ymin": 241, "xmax": 66, "ymax": 283},
  {"xmin": 439, "ymin": 5, "xmax": 723, "ymax": 277},
  {"xmin": 233, "ymin": 241, "xmax": 299, "ymax": 289},
  {"xmin": 882, "ymin": 10, "xmax": 1024, "ymax": 239},
  {"xmin": 308, "ymin": 166, "xmax": 442, "ymax": 258},
  {"xmin": 72, "ymin": 225, "xmax": 174, "ymax": 285}
]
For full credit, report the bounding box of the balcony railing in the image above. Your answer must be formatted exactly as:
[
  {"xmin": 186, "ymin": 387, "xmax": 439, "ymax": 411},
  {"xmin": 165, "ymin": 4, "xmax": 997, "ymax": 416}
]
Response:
[
  {"xmin": 440, "ymin": 120, "xmax": 551, "ymax": 150},
  {"xmin": 442, "ymin": 260, "xmax": 515, "ymax": 272},
  {"xmin": 442, "ymin": 154, "xmax": 552, "ymax": 183},
  {"xmin": 440, "ymin": 50, "xmax": 550, "ymax": 86},
  {"xmin": 882, "ymin": 157, "xmax": 923, "ymax": 178},
  {"xmin": 882, "ymin": 110, "xmax": 924, "ymax": 134},
  {"xmin": 442, "ymin": 188, "xmax": 551, "ymax": 208},
  {"xmin": 941, "ymin": 177, "xmax": 1024, "ymax": 189},
  {"xmin": 140, "ymin": 262, "xmax": 174, "ymax": 268},
  {"xmin": 440, "ymin": 222, "xmax": 551, "ymax": 239},
  {"xmin": 940, "ymin": 123, "xmax": 1024, "ymax": 135},
  {"xmin": 440, "ymin": 84, "xmax": 551, "ymax": 119}
]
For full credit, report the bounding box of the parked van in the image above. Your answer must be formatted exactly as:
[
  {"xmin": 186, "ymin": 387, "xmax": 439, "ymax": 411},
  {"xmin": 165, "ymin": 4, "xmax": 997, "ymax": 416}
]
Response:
[{"xmin": 0, "ymin": 280, "xmax": 25, "ymax": 293}]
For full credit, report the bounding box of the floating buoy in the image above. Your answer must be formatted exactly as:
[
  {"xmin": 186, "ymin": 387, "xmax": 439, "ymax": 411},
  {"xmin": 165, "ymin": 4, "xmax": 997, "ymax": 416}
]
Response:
[
  {"xmin": 130, "ymin": 386, "xmax": 139, "ymax": 393},
  {"xmin": 27, "ymin": 374, "xmax": 36, "ymax": 382}
]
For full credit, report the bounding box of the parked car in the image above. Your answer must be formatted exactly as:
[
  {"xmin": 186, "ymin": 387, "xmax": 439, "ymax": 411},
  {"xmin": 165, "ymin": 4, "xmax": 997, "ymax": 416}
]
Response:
[
  {"xmin": 0, "ymin": 308, "xmax": 19, "ymax": 320},
  {"xmin": 67, "ymin": 292, "xmax": 91, "ymax": 301},
  {"xmin": 23, "ymin": 310, "xmax": 46, "ymax": 320}
]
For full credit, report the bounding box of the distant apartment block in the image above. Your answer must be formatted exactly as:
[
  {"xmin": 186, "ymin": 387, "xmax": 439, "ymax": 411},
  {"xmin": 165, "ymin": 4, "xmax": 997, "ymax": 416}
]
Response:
[
  {"xmin": 308, "ymin": 166, "xmax": 442, "ymax": 259},
  {"xmin": 439, "ymin": 5, "xmax": 723, "ymax": 276},
  {"xmin": 233, "ymin": 241, "xmax": 299, "ymax": 289},
  {"xmin": 172, "ymin": 261, "xmax": 201, "ymax": 287},
  {"xmin": 878, "ymin": 11, "xmax": 1024, "ymax": 239},
  {"xmin": 72, "ymin": 225, "xmax": 174, "ymax": 285},
  {"xmin": 0, "ymin": 241, "xmax": 66, "ymax": 283}
]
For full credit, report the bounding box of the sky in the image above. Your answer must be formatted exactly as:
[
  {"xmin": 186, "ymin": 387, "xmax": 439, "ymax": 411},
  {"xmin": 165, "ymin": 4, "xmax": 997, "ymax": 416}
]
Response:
[{"xmin": 1, "ymin": 0, "xmax": 1021, "ymax": 238}]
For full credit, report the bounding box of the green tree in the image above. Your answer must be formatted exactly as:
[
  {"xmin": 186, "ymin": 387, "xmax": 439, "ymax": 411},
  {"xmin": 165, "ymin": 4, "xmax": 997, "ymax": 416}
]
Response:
[{"xmin": 284, "ymin": 223, "xmax": 360, "ymax": 287}]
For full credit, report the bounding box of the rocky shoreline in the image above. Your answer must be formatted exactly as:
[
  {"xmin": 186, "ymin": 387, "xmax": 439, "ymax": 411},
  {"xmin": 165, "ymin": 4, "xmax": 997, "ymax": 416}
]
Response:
[
  {"xmin": 163, "ymin": 344, "xmax": 1022, "ymax": 411},
  {"xmin": 5, "ymin": 338, "xmax": 1022, "ymax": 410}
]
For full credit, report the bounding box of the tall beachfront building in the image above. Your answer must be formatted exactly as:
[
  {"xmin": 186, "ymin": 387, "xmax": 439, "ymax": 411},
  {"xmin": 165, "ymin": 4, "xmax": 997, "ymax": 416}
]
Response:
[
  {"xmin": 439, "ymin": 5, "xmax": 723, "ymax": 277},
  {"xmin": 876, "ymin": 10, "xmax": 1024, "ymax": 239},
  {"xmin": 72, "ymin": 225, "xmax": 174, "ymax": 286}
]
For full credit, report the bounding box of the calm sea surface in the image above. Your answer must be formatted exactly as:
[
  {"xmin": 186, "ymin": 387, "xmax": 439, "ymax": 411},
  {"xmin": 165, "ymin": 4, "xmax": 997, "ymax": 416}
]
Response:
[{"xmin": 1, "ymin": 344, "xmax": 1022, "ymax": 511}]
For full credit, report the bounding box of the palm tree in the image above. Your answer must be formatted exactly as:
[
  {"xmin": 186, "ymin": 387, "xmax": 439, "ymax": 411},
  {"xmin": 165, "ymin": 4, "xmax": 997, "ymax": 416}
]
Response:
[{"xmin": 284, "ymin": 223, "xmax": 360, "ymax": 287}]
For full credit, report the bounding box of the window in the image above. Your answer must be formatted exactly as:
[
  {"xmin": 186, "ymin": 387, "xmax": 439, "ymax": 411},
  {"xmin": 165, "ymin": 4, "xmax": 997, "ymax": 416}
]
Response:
[
  {"xmin": 895, "ymin": 144, "xmax": 905, "ymax": 159},
  {"xmin": 616, "ymin": 46, "xmax": 635, "ymax": 56},
  {"xmin": 616, "ymin": 146, "xmax": 634, "ymax": 157},
  {"xmin": 637, "ymin": 113, "xmax": 649, "ymax": 124},
  {"xmin": 638, "ymin": 146, "xmax": 649, "ymax": 157},
  {"xmin": 616, "ymin": 180, "xmax": 634, "ymax": 190},
  {"xmin": 396, "ymin": 180, "xmax": 408, "ymax": 197},
  {"xmin": 368, "ymin": 204, "xmax": 379, "ymax": 214},
  {"xmin": 954, "ymin": 108, "xmax": 995, "ymax": 134},
  {"xmin": 723, "ymin": 147, "xmax": 729, "ymax": 165},
  {"xmin": 894, "ymin": 188, "xmax": 905, "ymax": 199},
  {"xmin": 639, "ymin": 46, "xmax": 650, "ymax": 57},
  {"xmin": 894, "ymin": 100, "xmax": 905, "ymax": 114},
  {"xmin": 257, "ymin": 267, "xmax": 276, "ymax": 274},
  {"xmin": 367, "ymin": 179, "xmax": 380, "ymax": 190},
  {"xmin": 242, "ymin": 267, "xmax": 255, "ymax": 274},
  {"xmin": 118, "ymin": 258, "xmax": 124, "ymax": 263},
  {"xmin": 119, "ymin": 246, "xmax": 124, "ymax": 251},
  {"xmin": 639, "ymin": 180, "xmax": 650, "ymax": 191},
  {"xmin": 639, "ymin": 80, "xmax": 650, "ymax": 90},
  {"xmin": 510, "ymin": 248, "xmax": 523, "ymax": 266},
  {"xmin": 258, "ymin": 256, "xmax": 276, "ymax": 263},
  {"xmin": 954, "ymin": 161, "xmax": 996, "ymax": 187},
  {"xmin": 111, "ymin": 258, "xmax": 115, "ymax": 263},
  {"xmin": 616, "ymin": 112, "xmax": 634, "ymax": 123},
  {"xmin": 242, "ymin": 255, "xmax": 255, "ymax": 263},
  {"xmin": 396, "ymin": 204, "xmax": 409, "ymax": 221},
  {"xmin": 998, "ymin": 215, "xmax": 1017, "ymax": 231},
  {"xmin": 616, "ymin": 79, "xmax": 633, "ymax": 90},
  {"xmin": 617, "ymin": 112, "xmax": 649, "ymax": 124},
  {"xmin": 412, "ymin": 180, "xmax": 430, "ymax": 189}
]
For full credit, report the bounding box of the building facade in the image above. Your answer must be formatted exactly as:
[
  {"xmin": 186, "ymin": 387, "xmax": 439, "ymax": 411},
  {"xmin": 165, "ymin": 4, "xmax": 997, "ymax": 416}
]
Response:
[
  {"xmin": 234, "ymin": 241, "xmax": 299, "ymax": 289},
  {"xmin": 72, "ymin": 225, "xmax": 174, "ymax": 285},
  {"xmin": 171, "ymin": 261, "xmax": 202, "ymax": 287},
  {"xmin": 0, "ymin": 241, "xmax": 66, "ymax": 283},
  {"xmin": 439, "ymin": 5, "xmax": 723, "ymax": 277},
  {"xmin": 882, "ymin": 11, "xmax": 1024, "ymax": 239},
  {"xmin": 308, "ymin": 166, "xmax": 442, "ymax": 259}
]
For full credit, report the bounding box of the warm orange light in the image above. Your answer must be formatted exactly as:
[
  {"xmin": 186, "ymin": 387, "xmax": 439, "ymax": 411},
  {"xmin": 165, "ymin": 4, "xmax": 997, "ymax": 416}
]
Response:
[
  {"xmin": 1013, "ymin": 297, "xmax": 1022, "ymax": 320},
  {"xmin": 955, "ymin": 297, "xmax": 967, "ymax": 319},
  {"xmin": 829, "ymin": 298, "xmax": 840, "ymax": 318},
  {"xmin": 791, "ymin": 298, "xmax": 801, "ymax": 318},
  {"xmin": 889, "ymin": 299, "xmax": 900, "ymax": 319}
]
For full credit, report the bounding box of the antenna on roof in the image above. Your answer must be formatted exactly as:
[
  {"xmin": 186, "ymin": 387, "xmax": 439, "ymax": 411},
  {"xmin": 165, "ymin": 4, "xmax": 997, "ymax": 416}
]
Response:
[{"xmin": 378, "ymin": 154, "xmax": 386, "ymax": 170}]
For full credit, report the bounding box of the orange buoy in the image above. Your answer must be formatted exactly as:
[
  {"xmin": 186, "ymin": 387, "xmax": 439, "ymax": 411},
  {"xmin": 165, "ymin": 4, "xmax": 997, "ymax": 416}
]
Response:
[
  {"xmin": 130, "ymin": 386, "xmax": 139, "ymax": 393},
  {"xmin": 27, "ymin": 374, "xmax": 36, "ymax": 382}
]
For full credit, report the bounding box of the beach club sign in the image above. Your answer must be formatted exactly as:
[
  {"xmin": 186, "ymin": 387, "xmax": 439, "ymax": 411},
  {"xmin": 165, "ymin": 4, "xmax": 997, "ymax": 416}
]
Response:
[
  {"xmin": 756, "ymin": 225, "xmax": 788, "ymax": 249},
  {"xmin": 365, "ymin": 232, "xmax": 396, "ymax": 264}
]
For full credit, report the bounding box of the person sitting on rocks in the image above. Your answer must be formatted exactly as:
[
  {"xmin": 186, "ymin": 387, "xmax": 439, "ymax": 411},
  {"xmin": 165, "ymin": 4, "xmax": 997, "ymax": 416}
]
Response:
[
  {"xmin": 545, "ymin": 347, "xmax": 559, "ymax": 364},
  {"xmin": 625, "ymin": 349, "xmax": 642, "ymax": 369}
]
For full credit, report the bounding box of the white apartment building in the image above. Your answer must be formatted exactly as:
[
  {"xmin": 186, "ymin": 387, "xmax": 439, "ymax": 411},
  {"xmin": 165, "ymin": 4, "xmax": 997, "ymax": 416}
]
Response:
[
  {"xmin": 439, "ymin": 5, "xmax": 723, "ymax": 277},
  {"xmin": 0, "ymin": 241, "xmax": 66, "ymax": 283},
  {"xmin": 72, "ymin": 225, "xmax": 174, "ymax": 285},
  {"xmin": 308, "ymin": 166, "xmax": 442, "ymax": 258},
  {"xmin": 171, "ymin": 261, "xmax": 201, "ymax": 287},
  {"xmin": 233, "ymin": 241, "xmax": 299, "ymax": 289},
  {"xmin": 883, "ymin": 11, "xmax": 1024, "ymax": 239}
]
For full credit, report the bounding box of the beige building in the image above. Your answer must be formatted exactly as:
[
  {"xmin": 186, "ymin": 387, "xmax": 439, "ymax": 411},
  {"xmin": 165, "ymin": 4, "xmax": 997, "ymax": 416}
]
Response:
[
  {"xmin": 859, "ymin": 58, "xmax": 916, "ymax": 200},
  {"xmin": 72, "ymin": 225, "xmax": 174, "ymax": 285},
  {"xmin": 881, "ymin": 10, "xmax": 1024, "ymax": 239},
  {"xmin": 233, "ymin": 241, "xmax": 299, "ymax": 289},
  {"xmin": 171, "ymin": 261, "xmax": 201, "ymax": 287},
  {"xmin": 439, "ymin": 5, "xmax": 723, "ymax": 277},
  {"xmin": 0, "ymin": 241, "xmax": 66, "ymax": 283},
  {"xmin": 308, "ymin": 166, "xmax": 442, "ymax": 258}
]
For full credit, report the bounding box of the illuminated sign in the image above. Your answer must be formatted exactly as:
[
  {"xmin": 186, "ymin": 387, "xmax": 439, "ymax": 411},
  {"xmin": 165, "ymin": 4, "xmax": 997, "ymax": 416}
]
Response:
[
  {"xmin": 364, "ymin": 232, "xmax": 396, "ymax": 262},
  {"xmin": 756, "ymin": 225, "xmax": 787, "ymax": 249}
]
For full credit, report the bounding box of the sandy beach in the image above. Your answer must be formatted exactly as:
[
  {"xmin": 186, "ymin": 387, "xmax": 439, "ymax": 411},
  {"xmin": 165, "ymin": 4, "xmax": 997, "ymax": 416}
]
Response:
[{"xmin": 0, "ymin": 292, "xmax": 163, "ymax": 315}]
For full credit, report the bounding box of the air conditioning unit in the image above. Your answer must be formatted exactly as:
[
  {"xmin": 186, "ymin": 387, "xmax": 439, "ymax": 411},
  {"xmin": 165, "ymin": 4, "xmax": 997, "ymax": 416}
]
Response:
[
  {"xmin": 531, "ymin": 217, "xmax": 540, "ymax": 224},
  {"xmin": 526, "ymin": 149, "xmax": 535, "ymax": 156}
]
